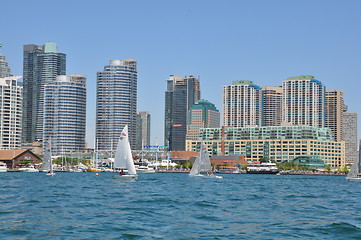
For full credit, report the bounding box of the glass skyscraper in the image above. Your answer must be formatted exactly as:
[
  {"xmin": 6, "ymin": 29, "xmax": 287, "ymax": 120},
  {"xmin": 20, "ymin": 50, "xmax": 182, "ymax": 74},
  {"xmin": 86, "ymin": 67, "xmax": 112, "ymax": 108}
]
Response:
[
  {"xmin": 43, "ymin": 75, "xmax": 87, "ymax": 155},
  {"xmin": 96, "ymin": 59, "xmax": 137, "ymax": 150},
  {"xmin": 22, "ymin": 42, "xmax": 66, "ymax": 143},
  {"xmin": 164, "ymin": 75, "xmax": 200, "ymax": 151}
]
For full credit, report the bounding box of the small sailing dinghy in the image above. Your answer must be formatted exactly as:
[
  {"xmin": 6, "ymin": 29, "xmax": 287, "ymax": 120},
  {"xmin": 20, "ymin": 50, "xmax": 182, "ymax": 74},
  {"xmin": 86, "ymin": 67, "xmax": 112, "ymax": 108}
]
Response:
[
  {"xmin": 44, "ymin": 142, "xmax": 55, "ymax": 176},
  {"xmin": 346, "ymin": 142, "xmax": 361, "ymax": 182},
  {"xmin": 113, "ymin": 125, "xmax": 138, "ymax": 181},
  {"xmin": 189, "ymin": 142, "xmax": 223, "ymax": 179}
]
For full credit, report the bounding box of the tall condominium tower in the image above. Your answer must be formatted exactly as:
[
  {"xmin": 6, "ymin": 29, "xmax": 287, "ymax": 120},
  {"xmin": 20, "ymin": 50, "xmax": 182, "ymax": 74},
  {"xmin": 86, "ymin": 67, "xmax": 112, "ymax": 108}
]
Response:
[
  {"xmin": 22, "ymin": 42, "xmax": 66, "ymax": 143},
  {"xmin": 326, "ymin": 90, "xmax": 345, "ymax": 142},
  {"xmin": 282, "ymin": 75, "xmax": 325, "ymax": 128},
  {"xmin": 135, "ymin": 111, "xmax": 151, "ymax": 150},
  {"xmin": 164, "ymin": 75, "xmax": 200, "ymax": 151},
  {"xmin": 186, "ymin": 99, "xmax": 220, "ymax": 140},
  {"xmin": 223, "ymin": 80, "xmax": 263, "ymax": 127},
  {"xmin": 96, "ymin": 59, "xmax": 137, "ymax": 150},
  {"xmin": 262, "ymin": 86, "xmax": 283, "ymax": 126},
  {"xmin": 343, "ymin": 112, "xmax": 358, "ymax": 165},
  {"xmin": 43, "ymin": 75, "xmax": 86, "ymax": 155},
  {"xmin": 0, "ymin": 76, "xmax": 22, "ymax": 149},
  {"xmin": 0, "ymin": 54, "xmax": 11, "ymax": 78}
]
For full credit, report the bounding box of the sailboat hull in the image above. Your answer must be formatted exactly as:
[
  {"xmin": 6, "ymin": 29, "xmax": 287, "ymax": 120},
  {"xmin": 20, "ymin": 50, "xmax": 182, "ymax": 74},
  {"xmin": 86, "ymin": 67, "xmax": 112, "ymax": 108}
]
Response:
[
  {"xmin": 113, "ymin": 174, "xmax": 138, "ymax": 181},
  {"xmin": 346, "ymin": 177, "xmax": 361, "ymax": 182}
]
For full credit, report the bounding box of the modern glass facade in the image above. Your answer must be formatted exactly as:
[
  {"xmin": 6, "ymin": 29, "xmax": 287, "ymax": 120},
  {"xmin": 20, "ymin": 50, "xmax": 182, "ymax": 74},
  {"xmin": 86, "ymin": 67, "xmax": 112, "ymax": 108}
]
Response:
[
  {"xmin": 186, "ymin": 99, "xmax": 220, "ymax": 140},
  {"xmin": 43, "ymin": 75, "xmax": 86, "ymax": 155},
  {"xmin": 22, "ymin": 43, "xmax": 66, "ymax": 143},
  {"xmin": 164, "ymin": 75, "xmax": 200, "ymax": 150},
  {"xmin": 186, "ymin": 125, "xmax": 345, "ymax": 168},
  {"xmin": 223, "ymin": 81, "xmax": 263, "ymax": 127},
  {"xmin": 0, "ymin": 76, "xmax": 22, "ymax": 149},
  {"xmin": 96, "ymin": 59, "xmax": 137, "ymax": 150}
]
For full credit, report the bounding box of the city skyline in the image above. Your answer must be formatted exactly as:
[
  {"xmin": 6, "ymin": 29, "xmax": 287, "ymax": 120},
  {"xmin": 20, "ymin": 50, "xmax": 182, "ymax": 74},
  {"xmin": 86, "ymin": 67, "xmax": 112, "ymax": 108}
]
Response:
[{"xmin": 1, "ymin": 0, "xmax": 360, "ymax": 147}]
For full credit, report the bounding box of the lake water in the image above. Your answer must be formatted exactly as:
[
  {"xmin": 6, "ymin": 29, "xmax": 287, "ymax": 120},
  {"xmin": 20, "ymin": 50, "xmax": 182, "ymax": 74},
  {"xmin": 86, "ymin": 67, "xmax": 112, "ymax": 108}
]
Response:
[{"xmin": 1, "ymin": 172, "xmax": 361, "ymax": 239}]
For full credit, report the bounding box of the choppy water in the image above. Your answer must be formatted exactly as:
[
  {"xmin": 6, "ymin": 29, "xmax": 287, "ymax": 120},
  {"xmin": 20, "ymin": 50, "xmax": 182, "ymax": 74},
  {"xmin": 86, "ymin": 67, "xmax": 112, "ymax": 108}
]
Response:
[{"xmin": 0, "ymin": 172, "xmax": 361, "ymax": 239}]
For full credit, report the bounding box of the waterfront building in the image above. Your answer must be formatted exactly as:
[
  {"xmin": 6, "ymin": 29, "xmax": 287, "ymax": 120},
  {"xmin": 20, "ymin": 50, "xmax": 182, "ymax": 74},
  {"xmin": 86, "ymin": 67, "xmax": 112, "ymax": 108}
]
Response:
[
  {"xmin": 262, "ymin": 86, "xmax": 282, "ymax": 126},
  {"xmin": 326, "ymin": 90, "xmax": 345, "ymax": 142},
  {"xmin": 43, "ymin": 75, "xmax": 86, "ymax": 155},
  {"xmin": 0, "ymin": 76, "xmax": 22, "ymax": 149},
  {"xmin": 186, "ymin": 99, "xmax": 220, "ymax": 140},
  {"xmin": 96, "ymin": 59, "xmax": 137, "ymax": 150},
  {"xmin": 0, "ymin": 54, "xmax": 11, "ymax": 78},
  {"xmin": 282, "ymin": 75, "xmax": 325, "ymax": 128},
  {"xmin": 186, "ymin": 125, "xmax": 345, "ymax": 168},
  {"xmin": 22, "ymin": 42, "xmax": 66, "ymax": 143},
  {"xmin": 136, "ymin": 111, "xmax": 151, "ymax": 150},
  {"xmin": 342, "ymin": 112, "xmax": 358, "ymax": 165},
  {"xmin": 164, "ymin": 75, "xmax": 200, "ymax": 151},
  {"xmin": 223, "ymin": 80, "xmax": 263, "ymax": 128}
]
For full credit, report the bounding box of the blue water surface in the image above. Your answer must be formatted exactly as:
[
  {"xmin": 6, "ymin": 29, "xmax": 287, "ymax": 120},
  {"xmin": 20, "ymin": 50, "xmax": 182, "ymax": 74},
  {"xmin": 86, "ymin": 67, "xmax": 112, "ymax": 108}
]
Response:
[{"xmin": 0, "ymin": 173, "xmax": 361, "ymax": 239}]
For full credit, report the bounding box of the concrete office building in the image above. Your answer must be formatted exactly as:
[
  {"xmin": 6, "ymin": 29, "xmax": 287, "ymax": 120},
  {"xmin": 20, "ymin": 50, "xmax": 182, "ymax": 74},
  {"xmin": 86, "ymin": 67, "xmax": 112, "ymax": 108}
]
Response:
[
  {"xmin": 262, "ymin": 86, "xmax": 283, "ymax": 126},
  {"xmin": 136, "ymin": 111, "xmax": 151, "ymax": 150},
  {"xmin": 43, "ymin": 75, "xmax": 86, "ymax": 155},
  {"xmin": 326, "ymin": 90, "xmax": 345, "ymax": 142},
  {"xmin": 186, "ymin": 125, "xmax": 345, "ymax": 168},
  {"xmin": 343, "ymin": 112, "xmax": 358, "ymax": 164},
  {"xmin": 186, "ymin": 99, "xmax": 220, "ymax": 140},
  {"xmin": 0, "ymin": 54, "xmax": 11, "ymax": 78},
  {"xmin": 0, "ymin": 76, "xmax": 22, "ymax": 149},
  {"xmin": 282, "ymin": 75, "xmax": 325, "ymax": 128},
  {"xmin": 22, "ymin": 42, "xmax": 66, "ymax": 143},
  {"xmin": 96, "ymin": 59, "xmax": 137, "ymax": 150},
  {"xmin": 223, "ymin": 81, "xmax": 263, "ymax": 127}
]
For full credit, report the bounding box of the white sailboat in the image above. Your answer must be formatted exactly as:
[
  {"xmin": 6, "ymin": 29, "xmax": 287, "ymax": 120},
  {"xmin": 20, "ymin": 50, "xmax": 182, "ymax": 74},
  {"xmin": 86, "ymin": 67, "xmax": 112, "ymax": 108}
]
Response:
[
  {"xmin": 189, "ymin": 142, "xmax": 223, "ymax": 179},
  {"xmin": 346, "ymin": 141, "xmax": 361, "ymax": 182},
  {"xmin": 44, "ymin": 142, "xmax": 55, "ymax": 176},
  {"xmin": 113, "ymin": 125, "xmax": 138, "ymax": 180}
]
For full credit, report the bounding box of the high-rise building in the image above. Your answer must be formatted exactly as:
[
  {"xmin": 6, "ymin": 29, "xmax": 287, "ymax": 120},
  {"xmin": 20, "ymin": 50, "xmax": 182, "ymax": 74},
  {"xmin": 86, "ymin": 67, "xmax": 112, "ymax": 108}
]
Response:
[
  {"xmin": 164, "ymin": 75, "xmax": 200, "ymax": 151},
  {"xmin": 0, "ymin": 54, "xmax": 11, "ymax": 78},
  {"xmin": 343, "ymin": 112, "xmax": 358, "ymax": 165},
  {"xmin": 0, "ymin": 76, "xmax": 22, "ymax": 149},
  {"xmin": 22, "ymin": 42, "xmax": 66, "ymax": 143},
  {"xmin": 96, "ymin": 59, "xmax": 137, "ymax": 150},
  {"xmin": 186, "ymin": 99, "xmax": 220, "ymax": 140},
  {"xmin": 282, "ymin": 75, "xmax": 325, "ymax": 128},
  {"xmin": 43, "ymin": 75, "xmax": 86, "ymax": 155},
  {"xmin": 223, "ymin": 80, "xmax": 263, "ymax": 127},
  {"xmin": 326, "ymin": 90, "xmax": 345, "ymax": 142},
  {"xmin": 136, "ymin": 111, "xmax": 151, "ymax": 150},
  {"xmin": 262, "ymin": 86, "xmax": 282, "ymax": 126}
]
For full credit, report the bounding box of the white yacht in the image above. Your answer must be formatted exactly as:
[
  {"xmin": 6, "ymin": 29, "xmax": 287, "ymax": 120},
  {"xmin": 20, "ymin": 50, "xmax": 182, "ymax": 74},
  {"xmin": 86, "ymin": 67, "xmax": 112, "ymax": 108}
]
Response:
[
  {"xmin": 246, "ymin": 161, "xmax": 279, "ymax": 174},
  {"xmin": 18, "ymin": 166, "xmax": 39, "ymax": 172},
  {"xmin": 135, "ymin": 165, "xmax": 156, "ymax": 173},
  {"xmin": 0, "ymin": 162, "xmax": 7, "ymax": 172}
]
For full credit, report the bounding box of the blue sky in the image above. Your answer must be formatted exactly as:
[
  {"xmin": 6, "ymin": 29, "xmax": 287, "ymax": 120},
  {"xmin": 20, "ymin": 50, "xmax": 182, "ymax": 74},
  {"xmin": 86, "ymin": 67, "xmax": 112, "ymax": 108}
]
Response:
[{"xmin": 1, "ymin": 0, "xmax": 360, "ymax": 147}]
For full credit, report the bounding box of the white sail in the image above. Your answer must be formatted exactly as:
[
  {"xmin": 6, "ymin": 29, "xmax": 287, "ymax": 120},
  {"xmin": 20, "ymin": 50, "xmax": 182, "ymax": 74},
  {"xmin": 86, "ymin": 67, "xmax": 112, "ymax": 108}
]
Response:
[
  {"xmin": 114, "ymin": 125, "xmax": 137, "ymax": 175},
  {"xmin": 42, "ymin": 142, "xmax": 52, "ymax": 171},
  {"xmin": 347, "ymin": 141, "xmax": 361, "ymax": 180},
  {"xmin": 190, "ymin": 142, "xmax": 211, "ymax": 175}
]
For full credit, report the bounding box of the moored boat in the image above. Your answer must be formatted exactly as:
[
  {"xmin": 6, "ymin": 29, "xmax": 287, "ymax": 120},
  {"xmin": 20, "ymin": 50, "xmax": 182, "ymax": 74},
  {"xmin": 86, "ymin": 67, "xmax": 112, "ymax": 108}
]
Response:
[
  {"xmin": 246, "ymin": 162, "xmax": 279, "ymax": 174},
  {"xmin": 0, "ymin": 162, "xmax": 7, "ymax": 172}
]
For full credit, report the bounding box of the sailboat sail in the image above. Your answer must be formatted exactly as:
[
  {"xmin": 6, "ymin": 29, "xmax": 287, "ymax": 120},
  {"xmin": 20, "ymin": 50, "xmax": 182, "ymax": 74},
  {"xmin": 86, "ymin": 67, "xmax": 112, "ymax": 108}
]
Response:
[
  {"xmin": 114, "ymin": 125, "xmax": 137, "ymax": 175},
  {"xmin": 43, "ymin": 142, "xmax": 52, "ymax": 171},
  {"xmin": 190, "ymin": 142, "xmax": 211, "ymax": 175}
]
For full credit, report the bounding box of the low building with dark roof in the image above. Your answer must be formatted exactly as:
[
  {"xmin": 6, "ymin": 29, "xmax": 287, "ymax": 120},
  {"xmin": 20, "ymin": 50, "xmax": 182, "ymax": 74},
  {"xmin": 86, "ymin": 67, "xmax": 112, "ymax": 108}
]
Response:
[{"xmin": 0, "ymin": 149, "xmax": 41, "ymax": 169}]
